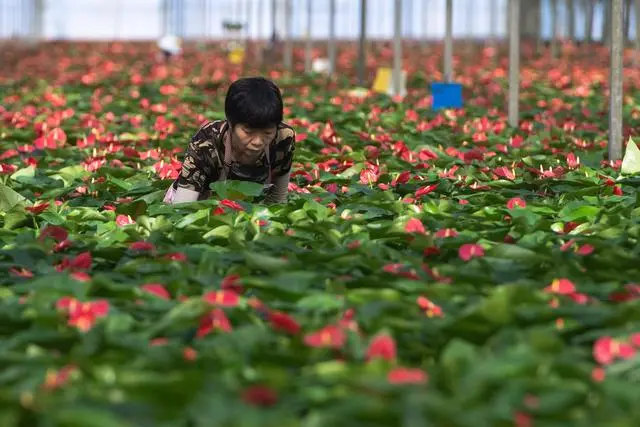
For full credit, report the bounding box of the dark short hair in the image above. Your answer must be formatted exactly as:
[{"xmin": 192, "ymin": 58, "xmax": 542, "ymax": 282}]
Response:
[{"xmin": 224, "ymin": 77, "xmax": 283, "ymax": 129}]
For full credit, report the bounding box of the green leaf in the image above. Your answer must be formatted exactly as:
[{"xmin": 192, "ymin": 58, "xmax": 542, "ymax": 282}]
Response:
[{"xmin": 0, "ymin": 183, "xmax": 29, "ymax": 211}]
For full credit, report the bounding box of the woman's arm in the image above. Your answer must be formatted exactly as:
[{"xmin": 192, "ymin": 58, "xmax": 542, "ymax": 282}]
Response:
[
  {"xmin": 171, "ymin": 187, "xmax": 200, "ymax": 204},
  {"xmin": 264, "ymin": 169, "xmax": 291, "ymax": 204},
  {"xmin": 166, "ymin": 122, "xmax": 220, "ymax": 204}
]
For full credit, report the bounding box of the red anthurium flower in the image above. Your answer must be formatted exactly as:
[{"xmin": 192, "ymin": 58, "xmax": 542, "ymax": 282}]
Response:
[
  {"xmin": 56, "ymin": 297, "xmax": 109, "ymax": 332},
  {"xmin": 544, "ymin": 278, "xmax": 576, "ymax": 295},
  {"xmin": 9, "ymin": 267, "xmax": 34, "ymax": 278},
  {"xmin": 129, "ymin": 241, "xmax": 156, "ymax": 252},
  {"xmin": 183, "ymin": 347, "xmax": 198, "ymax": 361},
  {"xmin": 164, "ymin": 252, "xmax": 187, "ymax": 262},
  {"xmin": 566, "ymin": 152, "xmax": 580, "ymax": 169},
  {"xmin": 203, "ymin": 290, "xmax": 240, "ymax": 307},
  {"xmin": 417, "ymin": 296, "xmax": 444, "ymax": 318},
  {"xmin": 609, "ymin": 284, "xmax": 640, "ymax": 302},
  {"xmin": 494, "ymin": 166, "xmax": 516, "ymax": 180},
  {"xmin": 366, "ymin": 333, "xmax": 397, "ymax": 362},
  {"xmin": 54, "ymin": 240, "xmax": 73, "ymax": 252},
  {"xmin": 392, "ymin": 171, "xmax": 411, "ymax": 186},
  {"xmin": 568, "ymin": 292, "xmax": 589, "ymax": 305},
  {"xmin": 387, "ymin": 367, "xmax": 428, "ymax": 385},
  {"xmin": 116, "ymin": 215, "xmax": 135, "ymax": 227},
  {"xmin": 560, "ymin": 239, "xmax": 576, "ymax": 252},
  {"xmin": 268, "ymin": 311, "xmax": 301, "ymax": 335},
  {"xmin": 630, "ymin": 333, "xmax": 640, "ymax": 347},
  {"xmin": 514, "ymin": 412, "xmax": 533, "ymax": 427},
  {"xmin": 242, "ymin": 385, "xmax": 278, "ymax": 407},
  {"xmin": 219, "ymin": 199, "xmax": 244, "ymax": 211},
  {"xmin": 404, "ymin": 218, "xmax": 426, "ymax": 234},
  {"xmin": 576, "ymin": 244, "xmax": 594, "ymax": 255},
  {"xmin": 593, "ymin": 336, "xmax": 636, "ymax": 365},
  {"xmin": 506, "ymin": 197, "xmax": 526, "ymax": 209},
  {"xmin": 458, "ymin": 243, "xmax": 485, "ymax": 261},
  {"xmin": 25, "ymin": 202, "xmax": 50, "ymax": 214},
  {"xmin": 591, "ymin": 367, "xmax": 606, "ymax": 382},
  {"xmin": 71, "ymin": 272, "xmax": 91, "ymax": 282},
  {"xmin": 415, "ymin": 184, "xmax": 438, "ymax": 198},
  {"xmin": 150, "ymin": 337, "xmax": 169, "ymax": 346},
  {"xmin": 141, "ymin": 284, "xmax": 171, "ymax": 300},
  {"xmin": 221, "ymin": 274, "xmax": 243, "ymax": 294},
  {"xmin": 383, "ymin": 264, "xmax": 420, "ymax": 280},
  {"xmin": 43, "ymin": 365, "xmax": 77, "ymax": 390},
  {"xmin": 304, "ymin": 325, "xmax": 346, "ymax": 349},
  {"xmin": 39, "ymin": 226, "xmax": 68, "ymax": 242},
  {"xmin": 435, "ymin": 228, "xmax": 458, "ymax": 238},
  {"xmin": 197, "ymin": 309, "xmax": 232, "ymax": 337}
]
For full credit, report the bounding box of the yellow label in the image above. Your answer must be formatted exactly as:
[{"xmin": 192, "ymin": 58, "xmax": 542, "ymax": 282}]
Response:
[
  {"xmin": 372, "ymin": 68, "xmax": 392, "ymax": 94},
  {"xmin": 229, "ymin": 48, "xmax": 245, "ymax": 64}
]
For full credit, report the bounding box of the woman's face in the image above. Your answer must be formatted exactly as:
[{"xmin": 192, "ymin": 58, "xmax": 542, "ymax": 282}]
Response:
[{"xmin": 230, "ymin": 124, "xmax": 278, "ymax": 163}]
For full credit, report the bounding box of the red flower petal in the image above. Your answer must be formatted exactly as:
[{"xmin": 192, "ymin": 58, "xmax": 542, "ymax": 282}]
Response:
[
  {"xmin": 387, "ymin": 367, "xmax": 428, "ymax": 385},
  {"xmin": 70, "ymin": 252, "xmax": 92, "ymax": 271},
  {"xmin": 545, "ymin": 278, "xmax": 576, "ymax": 295},
  {"xmin": 576, "ymin": 244, "xmax": 594, "ymax": 256},
  {"xmin": 129, "ymin": 241, "xmax": 156, "ymax": 251},
  {"xmin": 303, "ymin": 325, "xmax": 346, "ymax": 349},
  {"xmin": 220, "ymin": 199, "xmax": 244, "ymax": 211},
  {"xmin": 142, "ymin": 284, "xmax": 171, "ymax": 300},
  {"xmin": 593, "ymin": 337, "xmax": 614, "ymax": 365},
  {"xmin": 203, "ymin": 290, "xmax": 240, "ymax": 307},
  {"xmin": 268, "ymin": 311, "xmax": 301, "ymax": 335},
  {"xmin": 242, "ymin": 385, "xmax": 278, "ymax": 407},
  {"xmin": 366, "ymin": 333, "xmax": 397, "ymax": 362},
  {"xmin": 116, "ymin": 215, "xmax": 135, "ymax": 227},
  {"xmin": 435, "ymin": 228, "xmax": 458, "ymax": 238},
  {"xmin": 415, "ymin": 184, "xmax": 438, "ymax": 197},
  {"xmin": 39, "ymin": 226, "xmax": 69, "ymax": 242},
  {"xmin": 506, "ymin": 197, "xmax": 526, "ymax": 209},
  {"xmin": 404, "ymin": 218, "xmax": 426, "ymax": 234},
  {"xmin": 458, "ymin": 243, "xmax": 485, "ymax": 261}
]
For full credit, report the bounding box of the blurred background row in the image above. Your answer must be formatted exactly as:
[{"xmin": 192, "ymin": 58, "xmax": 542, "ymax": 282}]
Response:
[{"xmin": 0, "ymin": 0, "xmax": 637, "ymax": 42}]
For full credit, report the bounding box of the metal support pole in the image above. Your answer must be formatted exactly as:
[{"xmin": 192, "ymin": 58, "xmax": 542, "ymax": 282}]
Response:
[
  {"xmin": 328, "ymin": 0, "xmax": 336, "ymax": 76},
  {"xmin": 444, "ymin": 0, "xmax": 453, "ymax": 82},
  {"xmin": 508, "ymin": 0, "xmax": 520, "ymax": 127},
  {"xmin": 567, "ymin": 0, "xmax": 575, "ymax": 41},
  {"xmin": 603, "ymin": 0, "xmax": 612, "ymax": 46},
  {"xmin": 551, "ymin": 0, "xmax": 559, "ymax": 58},
  {"xmin": 608, "ymin": 0, "xmax": 624, "ymax": 161},
  {"xmin": 271, "ymin": 0, "xmax": 277, "ymax": 39},
  {"xmin": 585, "ymin": 0, "xmax": 594, "ymax": 43},
  {"xmin": 393, "ymin": 0, "xmax": 402, "ymax": 96},
  {"xmin": 284, "ymin": 0, "xmax": 292, "ymax": 71},
  {"xmin": 358, "ymin": 0, "xmax": 367, "ymax": 85},
  {"xmin": 305, "ymin": 0, "xmax": 312, "ymax": 72}
]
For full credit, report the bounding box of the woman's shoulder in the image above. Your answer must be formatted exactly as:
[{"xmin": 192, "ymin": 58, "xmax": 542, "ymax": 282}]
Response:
[
  {"xmin": 277, "ymin": 121, "xmax": 296, "ymax": 142},
  {"xmin": 192, "ymin": 120, "xmax": 226, "ymax": 143}
]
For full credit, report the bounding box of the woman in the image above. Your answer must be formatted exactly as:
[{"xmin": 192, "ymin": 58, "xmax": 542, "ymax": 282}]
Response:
[{"xmin": 164, "ymin": 77, "xmax": 296, "ymax": 204}]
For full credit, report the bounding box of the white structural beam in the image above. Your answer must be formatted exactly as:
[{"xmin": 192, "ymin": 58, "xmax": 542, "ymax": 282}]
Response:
[
  {"xmin": 635, "ymin": 0, "xmax": 640, "ymax": 67},
  {"xmin": 305, "ymin": 0, "xmax": 312, "ymax": 72},
  {"xmin": 284, "ymin": 0, "xmax": 292, "ymax": 71},
  {"xmin": 508, "ymin": 0, "xmax": 520, "ymax": 127},
  {"xmin": 608, "ymin": 0, "xmax": 624, "ymax": 161},
  {"xmin": 328, "ymin": 0, "xmax": 336, "ymax": 76},
  {"xmin": 393, "ymin": 0, "xmax": 402, "ymax": 96}
]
